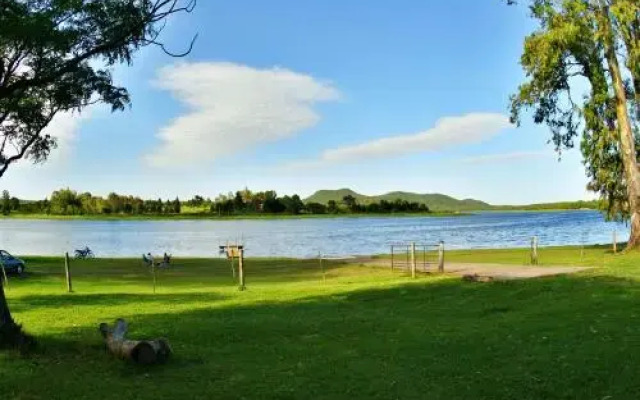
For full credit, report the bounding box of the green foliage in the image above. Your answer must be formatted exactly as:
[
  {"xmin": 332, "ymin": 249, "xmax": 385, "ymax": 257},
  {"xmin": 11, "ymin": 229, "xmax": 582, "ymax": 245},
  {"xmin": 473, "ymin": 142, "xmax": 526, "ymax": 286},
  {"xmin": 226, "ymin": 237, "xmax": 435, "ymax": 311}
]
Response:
[
  {"xmin": 493, "ymin": 199, "xmax": 599, "ymax": 211},
  {"xmin": 1, "ymin": 189, "xmax": 9, "ymax": 215},
  {"xmin": 281, "ymin": 194, "xmax": 305, "ymax": 215},
  {"xmin": 509, "ymin": 0, "xmax": 640, "ymax": 222},
  {"xmin": 305, "ymin": 202, "xmax": 327, "ymax": 214},
  {"xmin": 327, "ymin": 200, "xmax": 338, "ymax": 213},
  {"xmin": 11, "ymin": 187, "xmax": 436, "ymax": 217},
  {"xmin": 0, "ymin": 0, "xmax": 195, "ymax": 177},
  {"xmin": 7, "ymin": 187, "xmax": 603, "ymax": 217}
]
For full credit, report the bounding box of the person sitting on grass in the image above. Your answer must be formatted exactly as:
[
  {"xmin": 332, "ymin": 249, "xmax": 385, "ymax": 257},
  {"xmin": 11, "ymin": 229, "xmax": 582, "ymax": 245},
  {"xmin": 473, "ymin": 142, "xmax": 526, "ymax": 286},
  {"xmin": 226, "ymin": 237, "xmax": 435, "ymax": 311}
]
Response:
[
  {"xmin": 142, "ymin": 253, "xmax": 154, "ymax": 267},
  {"xmin": 156, "ymin": 253, "xmax": 171, "ymax": 268}
]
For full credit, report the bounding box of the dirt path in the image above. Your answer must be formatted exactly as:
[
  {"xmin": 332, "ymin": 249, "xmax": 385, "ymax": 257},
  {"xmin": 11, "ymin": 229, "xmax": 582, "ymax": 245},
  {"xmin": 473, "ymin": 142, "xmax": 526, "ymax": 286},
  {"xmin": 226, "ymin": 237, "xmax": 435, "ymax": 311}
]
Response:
[
  {"xmin": 442, "ymin": 263, "xmax": 591, "ymax": 280},
  {"xmin": 345, "ymin": 258, "xmax": 591, "ymax": 280}
]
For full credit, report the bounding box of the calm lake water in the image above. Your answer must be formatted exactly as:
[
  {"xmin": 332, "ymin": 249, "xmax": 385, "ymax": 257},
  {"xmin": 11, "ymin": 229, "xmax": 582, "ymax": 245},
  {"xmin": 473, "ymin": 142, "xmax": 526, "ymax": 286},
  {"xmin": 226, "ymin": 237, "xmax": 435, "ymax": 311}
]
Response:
[{"xmin": 0, "ymin": 211, "xmax": 629, "ymax": 258}]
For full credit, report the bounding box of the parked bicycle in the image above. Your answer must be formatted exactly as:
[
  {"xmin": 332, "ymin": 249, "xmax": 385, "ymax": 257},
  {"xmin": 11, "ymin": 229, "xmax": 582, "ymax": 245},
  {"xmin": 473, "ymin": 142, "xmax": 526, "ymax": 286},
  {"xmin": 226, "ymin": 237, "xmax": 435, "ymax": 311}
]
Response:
[{"xmin": 74, "ymin": 246, "xmax": 94, "ymax": 259}]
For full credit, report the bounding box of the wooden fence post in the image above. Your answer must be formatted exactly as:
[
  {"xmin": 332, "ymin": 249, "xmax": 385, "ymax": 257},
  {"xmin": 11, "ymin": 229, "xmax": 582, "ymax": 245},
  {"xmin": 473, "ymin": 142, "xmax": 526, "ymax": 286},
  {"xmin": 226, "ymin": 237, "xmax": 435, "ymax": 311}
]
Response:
[
  {"xmin": 405, "ymin": 245, "xmax": 409, "ymax": 271},
  {"xmin": 238, "ymin": 248, "xmax": 245, "ymax": 291},
  {"xmin": 151, "ymin": 261, "xmax": 157, "ymax": 294},
  {"xmin": 613, "ymin": 231, "xmax": 617, "ymax": 254},
  {"xmin": 64, "ymin": 252, "xmax": 72, "ymax": 293},
  {"xmin": 319, "ymin": 253, "xmax": 326, "ymax": 282},
  {"xmin": 390, "ymin": 245, "xmax": 394, "ymax": 271},
  {"xmin": 438, "ymin": 241, "xmax": 445, "ymax": 273},
  {"xmin": 531, "ymin": 236, "xmax": 539, "ymax": 265},
  {"xmin": 423, "ymin": 245, "xmax": 427, "ymax": 272},
  {"xmin": 410, "ymin": 242, "xmax": 416, "ymax": 279}
]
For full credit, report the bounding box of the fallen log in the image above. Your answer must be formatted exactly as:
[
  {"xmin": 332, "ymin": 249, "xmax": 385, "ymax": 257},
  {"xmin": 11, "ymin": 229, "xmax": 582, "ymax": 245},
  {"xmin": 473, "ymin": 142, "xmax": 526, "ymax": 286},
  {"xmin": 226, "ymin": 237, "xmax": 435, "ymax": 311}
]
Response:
[
  {"xmin": 99, "ymin": 319, "xmax": 171, "ymax": 365},
  {"xmin": 462, "ymin": 274, "xmax": 494, "ymax": 283}
]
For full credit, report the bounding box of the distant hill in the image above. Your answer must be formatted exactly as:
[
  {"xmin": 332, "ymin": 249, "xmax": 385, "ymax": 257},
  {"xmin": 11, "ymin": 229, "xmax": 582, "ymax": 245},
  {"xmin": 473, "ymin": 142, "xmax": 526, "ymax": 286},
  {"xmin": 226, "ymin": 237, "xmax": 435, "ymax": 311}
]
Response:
[{"xmin": 304, "ymin": 189, "xmax": 491, "ymax": 212}]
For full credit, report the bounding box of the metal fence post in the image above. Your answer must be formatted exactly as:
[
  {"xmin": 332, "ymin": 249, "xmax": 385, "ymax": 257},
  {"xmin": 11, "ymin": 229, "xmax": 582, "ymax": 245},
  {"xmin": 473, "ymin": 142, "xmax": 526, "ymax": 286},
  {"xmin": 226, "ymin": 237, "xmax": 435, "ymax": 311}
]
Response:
[
  {"xmin": 531, "ymin": 236, "xmax": 539, "ymax": 265},
  {"xmin": 410, "ymin": 242, "xmax": 416, "ymax": 278}
]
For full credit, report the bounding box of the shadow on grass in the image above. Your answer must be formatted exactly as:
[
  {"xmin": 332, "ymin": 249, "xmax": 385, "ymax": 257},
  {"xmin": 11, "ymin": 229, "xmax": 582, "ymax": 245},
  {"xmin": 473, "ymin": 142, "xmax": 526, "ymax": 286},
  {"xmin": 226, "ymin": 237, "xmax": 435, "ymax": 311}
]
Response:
[
  {"xmin": 16, "ymin": 260, "xmax": 352, "ymax": 289},
  {"xmin": 9, "ymin": 292, "xmax": 228, "ymax": 312},
  {"xmin": 4, "ymin": 274, "xmax": 640, "ymax": 399}
]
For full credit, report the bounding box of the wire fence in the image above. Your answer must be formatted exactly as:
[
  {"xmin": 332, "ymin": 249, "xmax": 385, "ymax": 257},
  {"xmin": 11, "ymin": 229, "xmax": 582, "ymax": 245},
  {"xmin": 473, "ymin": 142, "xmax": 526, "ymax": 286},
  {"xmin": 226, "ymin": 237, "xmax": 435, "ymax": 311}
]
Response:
[
  {"xmin": 390, "ymin": 242, "xmax": 445, "ymax": 276},
  {"xmin": 2, "ymin": 231, "xmax": 624, "ymax": 294}
]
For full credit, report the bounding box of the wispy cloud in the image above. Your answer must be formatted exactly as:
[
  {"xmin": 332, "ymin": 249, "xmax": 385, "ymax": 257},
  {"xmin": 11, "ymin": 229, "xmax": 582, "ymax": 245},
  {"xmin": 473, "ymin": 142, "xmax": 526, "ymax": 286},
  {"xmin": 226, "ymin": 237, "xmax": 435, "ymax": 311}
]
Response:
[
  {"xmin": 145, "ymin": 62, "xmax": 340, "ymax": 168},
  {"xmin": 284, "ymin": 113, "xmax": 512, "ymax": 169},
  {"xmin": 460, "ymin": 150, "xmax": 551, "ymax": 164},
  {"xmin": 12, "ymin": 109, "xmax": 91, "ymax": 170}
]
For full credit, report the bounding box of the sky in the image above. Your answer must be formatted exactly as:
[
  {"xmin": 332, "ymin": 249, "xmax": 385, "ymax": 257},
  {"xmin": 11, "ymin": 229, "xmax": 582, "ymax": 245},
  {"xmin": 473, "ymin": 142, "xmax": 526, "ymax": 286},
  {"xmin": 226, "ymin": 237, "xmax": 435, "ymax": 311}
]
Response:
[{"xmin": 2, "ymin": 0, "xmax": 593, "ymax": 205}]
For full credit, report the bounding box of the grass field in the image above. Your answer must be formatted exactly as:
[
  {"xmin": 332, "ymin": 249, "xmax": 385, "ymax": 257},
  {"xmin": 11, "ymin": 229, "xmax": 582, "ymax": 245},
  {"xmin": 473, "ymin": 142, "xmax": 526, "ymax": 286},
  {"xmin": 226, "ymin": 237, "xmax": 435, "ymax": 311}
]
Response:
[
  {"xmin": 377, "ymin": 244, "xmax": 617, "ymax": 267},
  {"xmin": 2, "ymin": 246, "xmax": 640, "ymax": 399}
]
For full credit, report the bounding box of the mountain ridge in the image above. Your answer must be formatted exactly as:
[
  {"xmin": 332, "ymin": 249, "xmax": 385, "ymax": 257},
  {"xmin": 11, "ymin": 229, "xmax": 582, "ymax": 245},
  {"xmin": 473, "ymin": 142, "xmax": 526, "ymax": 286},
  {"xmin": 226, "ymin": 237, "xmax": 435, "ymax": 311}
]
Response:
[{"xmin": 304, "ymin": 188, "xmax": 491, "ymax": 212}]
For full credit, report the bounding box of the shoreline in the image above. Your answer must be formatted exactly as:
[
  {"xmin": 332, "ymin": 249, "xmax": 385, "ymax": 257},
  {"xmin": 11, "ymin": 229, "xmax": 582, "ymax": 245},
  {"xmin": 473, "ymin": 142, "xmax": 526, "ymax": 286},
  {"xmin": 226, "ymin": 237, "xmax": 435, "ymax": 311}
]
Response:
[
  {"xmin": 0, "ymin": 208, "xmax": 599, "ymax": 221},
  {"xmin": 18, "ymin": 243, "xmax": 616, "ymax": 261},
  {"xmin": 0, "ymin": 211, "xmax": 470, "ymax": 221}
]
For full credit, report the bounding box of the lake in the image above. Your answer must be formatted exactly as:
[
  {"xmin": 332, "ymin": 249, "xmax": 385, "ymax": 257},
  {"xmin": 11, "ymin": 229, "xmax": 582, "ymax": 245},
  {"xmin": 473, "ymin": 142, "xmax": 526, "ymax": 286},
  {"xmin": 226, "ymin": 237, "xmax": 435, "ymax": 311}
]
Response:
[{"xmin": 0, "ymin": 211, "xmax": 629, "ymax": 258}]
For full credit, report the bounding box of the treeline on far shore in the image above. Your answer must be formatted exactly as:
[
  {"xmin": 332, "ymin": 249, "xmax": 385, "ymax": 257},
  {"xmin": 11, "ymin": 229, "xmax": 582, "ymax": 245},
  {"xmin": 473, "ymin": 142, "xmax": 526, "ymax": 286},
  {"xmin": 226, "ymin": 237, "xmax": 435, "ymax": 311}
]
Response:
[
  {"xmin": 0, "ymin": 188, "xmax": 432, "ymax": 217},
  {"xmin": 491, "ymin": 200, "xmax": 599, "ymax": 211}
]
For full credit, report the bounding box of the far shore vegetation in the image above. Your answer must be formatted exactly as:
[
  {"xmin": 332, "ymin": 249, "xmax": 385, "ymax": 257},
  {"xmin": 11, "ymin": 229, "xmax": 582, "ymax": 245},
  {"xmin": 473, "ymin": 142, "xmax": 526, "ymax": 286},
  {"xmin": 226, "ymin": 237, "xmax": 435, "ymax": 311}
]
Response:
[
  {"xmin": 2, "ymin": 188, "xmax": 434, "ymax": 219},
  {"xmin": 490, "ymin": 200, "xmax": 600, "ymax": 212},
  {"xmin": 0, "ymin": 188, "xmax": 599, "ymax": 220}
]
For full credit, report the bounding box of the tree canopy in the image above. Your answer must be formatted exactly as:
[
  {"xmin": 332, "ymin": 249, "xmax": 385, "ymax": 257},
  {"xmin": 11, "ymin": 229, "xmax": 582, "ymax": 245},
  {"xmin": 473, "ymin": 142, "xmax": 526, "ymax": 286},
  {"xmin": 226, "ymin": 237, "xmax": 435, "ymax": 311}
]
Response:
[
  {"xmin": 510, "ymin": 0, "xmax": 640, "ymax": 247},
  {"xmin": 0, "ymin": 0, "xmax": 196, "ymax": 177},
  {"xmin": 0, "ymin": 0, "xmax": 195, "ymax": 349}
]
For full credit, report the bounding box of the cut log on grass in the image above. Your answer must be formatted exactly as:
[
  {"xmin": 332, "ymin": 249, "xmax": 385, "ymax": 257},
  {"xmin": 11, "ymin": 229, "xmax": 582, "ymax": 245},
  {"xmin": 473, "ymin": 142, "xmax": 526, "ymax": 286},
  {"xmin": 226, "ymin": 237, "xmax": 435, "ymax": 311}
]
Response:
[
  {"xmin": 99, "ymin": 319, "xmax": 171, "ymax": 365},
  {"xmin": 462, "ymin": 274, "xmax": 494, "ymax": 283}
]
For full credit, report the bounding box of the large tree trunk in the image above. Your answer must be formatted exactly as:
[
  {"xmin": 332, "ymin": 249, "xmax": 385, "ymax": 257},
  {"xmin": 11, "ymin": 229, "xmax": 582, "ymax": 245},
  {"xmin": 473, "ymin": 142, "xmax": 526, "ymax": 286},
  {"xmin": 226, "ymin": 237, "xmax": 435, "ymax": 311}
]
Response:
[
  {"xmin": 632, "ymin": 77, "xmax": 640, "ymax": 121},
  {"xmin": 0, "ymin": 282, "xmax": 14, "ymax": 329},
  {"xmin": 602, "ymin": 6, "xmax": 640, "ymax": 250},
  {"xmin": 0, "ymin": 281, "xmax": 31, "ymax": 349},
  {"xmin": 621, "ymin": 9, "xmax": 640, "ymax": 120}
]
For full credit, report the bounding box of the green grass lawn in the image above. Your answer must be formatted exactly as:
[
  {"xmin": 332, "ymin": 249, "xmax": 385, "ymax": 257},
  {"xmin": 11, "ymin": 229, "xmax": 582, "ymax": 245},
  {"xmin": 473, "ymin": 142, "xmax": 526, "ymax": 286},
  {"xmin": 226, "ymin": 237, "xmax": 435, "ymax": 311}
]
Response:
[
  {"xmin": 375, "ymin": 244, "xmax": 617, "ymax": 267},
  {"xmin": 2, "ymin": 246, "xmax": 640, "ymax": 399}
]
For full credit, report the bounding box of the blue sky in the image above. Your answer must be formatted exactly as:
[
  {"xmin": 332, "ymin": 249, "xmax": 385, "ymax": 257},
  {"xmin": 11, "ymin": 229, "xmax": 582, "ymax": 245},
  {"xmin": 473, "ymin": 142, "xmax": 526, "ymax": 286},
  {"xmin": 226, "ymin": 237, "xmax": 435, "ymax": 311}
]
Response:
[{"xmin": 3, "ymin": 0, "xmax": 591, "ymax": 205}]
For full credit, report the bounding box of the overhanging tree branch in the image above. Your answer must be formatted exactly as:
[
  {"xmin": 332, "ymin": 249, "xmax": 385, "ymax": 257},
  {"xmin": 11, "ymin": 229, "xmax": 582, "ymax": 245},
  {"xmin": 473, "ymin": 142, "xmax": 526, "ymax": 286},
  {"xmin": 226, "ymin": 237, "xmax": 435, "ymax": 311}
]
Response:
[{"xmin": 0, "ymin": 0, "xmax": 197, "ymax": 349}]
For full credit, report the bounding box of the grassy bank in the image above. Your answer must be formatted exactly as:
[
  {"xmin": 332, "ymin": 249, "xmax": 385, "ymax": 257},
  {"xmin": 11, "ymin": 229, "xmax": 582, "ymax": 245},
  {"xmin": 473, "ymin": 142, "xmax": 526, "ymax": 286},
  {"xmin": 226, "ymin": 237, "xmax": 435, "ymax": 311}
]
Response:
[
  {"xmin": 374, "ymin": 244, "xmax": 616, "ymax": 267},
  {"xmin": 2, "ymin": 246, "xmax": 640, "ymax": 399}
]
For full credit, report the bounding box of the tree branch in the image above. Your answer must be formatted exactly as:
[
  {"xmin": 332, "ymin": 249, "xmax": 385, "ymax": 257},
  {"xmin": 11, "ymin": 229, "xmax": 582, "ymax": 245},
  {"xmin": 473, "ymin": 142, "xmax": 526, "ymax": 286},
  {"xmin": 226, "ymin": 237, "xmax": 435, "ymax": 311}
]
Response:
[
  {"xmin": 0, "ymin": 0, "xmax": 197, "ymax": 100},
  {"xmin": 0, "ymin": 110, "xmax": 58, "ymax": 179},
  {"xmin": 142, "ymin": 33, "xmax": 198, "ymax": 57}
]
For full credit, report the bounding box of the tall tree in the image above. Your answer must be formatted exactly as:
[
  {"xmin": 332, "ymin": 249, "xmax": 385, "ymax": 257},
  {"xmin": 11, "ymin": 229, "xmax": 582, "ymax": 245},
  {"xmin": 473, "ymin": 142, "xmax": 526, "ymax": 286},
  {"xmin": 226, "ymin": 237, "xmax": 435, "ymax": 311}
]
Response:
[
  {"xmin": 509, "ymin": 0, "xmax": 640, "ymax": 248},
  {"xmin": 342, "ymin": 195, "xmax": 358, "ymax": 212},
  {"xmin": 611, "ymin": 0, "xmax": 640, "ymax": 118},
  {"xmin": 1, "ymin": 189, "xmax": 9, "ymax": 215},
  {"xmin": 0, "ymin": 0, "xmax": 196, "ymax": 349}
]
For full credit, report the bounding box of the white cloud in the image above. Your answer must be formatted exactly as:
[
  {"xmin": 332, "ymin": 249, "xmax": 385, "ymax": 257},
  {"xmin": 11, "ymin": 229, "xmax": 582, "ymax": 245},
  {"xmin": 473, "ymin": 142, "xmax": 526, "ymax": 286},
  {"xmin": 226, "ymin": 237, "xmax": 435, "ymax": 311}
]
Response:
[
  {"xmin": 285, "ymin": 113, "xmax": 512, "ymax": 169},
  {"xmin": 460, "ymin": 150, "xmax": 552, "ymax": 164},
  {"xmin": 44, "ymin": 112, "xmax": 85, "ymax": 156},
  {"xmin": 11, "ymin": 109, "xmax": 90, "ymax": 170},
  {"xmin": 146, "ymin": 62, "xmax": 340, "ymax": 168}
]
